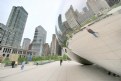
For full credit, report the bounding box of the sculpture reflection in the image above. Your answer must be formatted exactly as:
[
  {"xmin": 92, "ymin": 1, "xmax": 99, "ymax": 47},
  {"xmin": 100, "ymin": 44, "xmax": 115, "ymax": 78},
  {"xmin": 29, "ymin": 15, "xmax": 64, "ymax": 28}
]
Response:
[
  {"xmin": 56, "ymin": 0, "xmax": 115, "ymax": 46},
  {"xmin": 55, "ymin": 0, "xmax": 121, "ymax": 75}
]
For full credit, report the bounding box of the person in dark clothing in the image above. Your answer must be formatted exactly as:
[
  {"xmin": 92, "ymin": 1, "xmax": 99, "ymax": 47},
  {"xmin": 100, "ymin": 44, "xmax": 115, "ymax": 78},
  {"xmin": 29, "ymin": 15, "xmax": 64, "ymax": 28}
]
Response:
[
  {"xmin": 60, "ymin": 59, "xmax": 63, "ymax": 66},
  {"xmin": 11, "ymin": 61, "xmax": 15, "ymax": 68},
  {"xmin": 86, "ymin": 28, "xmax": 98, "ymax": 37},
  {"xmin": 36, "ymin": 62, "xmax": 39, "ymax": 66}
]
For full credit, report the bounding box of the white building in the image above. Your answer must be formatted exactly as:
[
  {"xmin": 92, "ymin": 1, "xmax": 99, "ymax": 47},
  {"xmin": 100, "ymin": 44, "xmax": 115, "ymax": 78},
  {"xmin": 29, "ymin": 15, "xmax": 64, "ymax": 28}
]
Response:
[
  {"xmin": 0, "ymin": 45, "xmax": 37, "ymax": 59},
  {"xmin": 22, "ymin": 38, "xmax": 31, "ymax": 50},
  {"xmin": 65, "ymin": 5, "xmax": 80, "ymax": 29},
  {"xmin": 87, "ymin": 0, "xmax": 110, "ymax": 15},
  {"xmin": 31, "ymin": 26, "xmax": 47, "ymax": 56}
]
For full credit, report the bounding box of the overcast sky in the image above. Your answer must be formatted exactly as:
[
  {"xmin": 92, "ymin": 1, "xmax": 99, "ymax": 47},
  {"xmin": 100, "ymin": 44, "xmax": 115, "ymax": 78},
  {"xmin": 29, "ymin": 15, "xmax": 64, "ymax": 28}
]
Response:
[{"xmin": 0, "ymin": 0, "xmax": 86, "ymax": 45}]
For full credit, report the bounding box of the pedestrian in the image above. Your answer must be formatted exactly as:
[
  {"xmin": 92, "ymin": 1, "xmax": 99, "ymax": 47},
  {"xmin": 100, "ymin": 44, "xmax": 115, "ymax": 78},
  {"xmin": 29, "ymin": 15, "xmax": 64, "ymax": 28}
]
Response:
[
  {"xmin": 11, "ymin": 61, "xmax": 15, "ymax": 68},
  {"xmin": 36, "ymin": 62, "xmax": 38, "ymax": 66},
  {"xmin": 60, "ymin": 59, "xmax": 63, "ymax": 66},
  {"xmin": 21, "ymin": 61, "xmax": 25, "ymax": 70},
  {"xmin": 86, "ymin": 28, "xmax": 98, "ymax": 37}
]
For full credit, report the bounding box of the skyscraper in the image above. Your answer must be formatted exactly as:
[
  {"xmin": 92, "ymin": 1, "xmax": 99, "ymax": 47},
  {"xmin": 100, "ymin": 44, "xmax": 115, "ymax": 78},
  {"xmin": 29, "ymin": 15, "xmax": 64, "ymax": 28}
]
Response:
[
  {"xmin": 0, "ymin": 23, "xmax": 7, "ymax": 45},
  {"xmin": 65, "ymin": 5, "xmax": 80, "ymax": 29},
  {"xmin": 5, "ymin": 6, "xmax": 28, "ymax": 48},
  {"xmin": 87, "ymin": 0, "xmax": 110, "ymax": 15},
  {"xmin": 106, "ymin": 0, "xmax": 120, "ymax": 7},
  {"xmin": 42, "ymin": 43, "xmax": 50, "ymax": 56},
  {"xmin": 50, "ymin": 34, "xmax": 61, "ymax": 56},
  {"xmin": 22, "ymin": 38, "xmax": 31, "ymax": 50},
  {"xmin": 31, "ymin": 26, "xmax": 47, "ymax": 56},
  {"xmin": 50, "ymin": 34, "xmax": 57, "ymax": 55}
]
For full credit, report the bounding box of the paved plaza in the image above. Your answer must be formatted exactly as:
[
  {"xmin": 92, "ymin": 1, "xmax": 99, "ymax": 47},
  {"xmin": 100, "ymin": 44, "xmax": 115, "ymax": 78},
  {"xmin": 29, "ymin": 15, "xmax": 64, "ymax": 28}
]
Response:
[{"xmin": 0, "ymin": 61, "xmax": 121, "ymax": 81}]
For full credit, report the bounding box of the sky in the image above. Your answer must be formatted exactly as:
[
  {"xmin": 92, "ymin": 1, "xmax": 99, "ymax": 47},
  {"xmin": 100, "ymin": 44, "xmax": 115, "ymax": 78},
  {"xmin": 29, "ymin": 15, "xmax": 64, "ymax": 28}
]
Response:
[{"xmin": 0, "ymin": 0, "xmax": 86, "ymax": 45}]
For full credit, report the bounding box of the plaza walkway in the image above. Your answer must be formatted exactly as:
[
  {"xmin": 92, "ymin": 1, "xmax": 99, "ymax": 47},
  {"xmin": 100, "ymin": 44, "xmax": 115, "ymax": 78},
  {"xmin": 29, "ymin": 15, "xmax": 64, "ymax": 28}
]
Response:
[{"xmin": 0, "ymin": 61, "xmax": 121, "ymax": 81}]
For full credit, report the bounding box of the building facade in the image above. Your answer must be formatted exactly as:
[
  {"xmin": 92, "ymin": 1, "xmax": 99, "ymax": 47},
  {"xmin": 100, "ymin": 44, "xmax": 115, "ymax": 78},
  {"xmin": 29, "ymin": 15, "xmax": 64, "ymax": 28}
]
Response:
[
  {"xmin": 42, "ymin": 43, "xmax": 50, "ymax": 56},
  {"xmin": 4, "ymin": 6, "xmax": 28, "ymax": 48},
  {"xmin": 50, "ymin": 34, "xmax": 62, "ymax": 56},
  {"xmin": 31, "ymin": 26, "xmax": 47, "ymax": 56},
  {"xmin": 22, "ymin": 38, "xmax": 31, "ymax": 50},
  {"xmin": 0, "ymin": 45, "xmax": 37, "ymax": 61},
  {"xmin": 76, "ymin": 6, "xmax": 94, "ymax": 25},
  {"xmin": 65, "ymin": 5, "xmax": 80, "ymax": 29},
  {"xmin": 87, "ymin": 0, "xmax": 110, "ymax": 15},
  {"xmin": 0, "ymin": 23, "xmax": 7, "ymax": 45},
  {"xmin": 106, "ymin": 0, "xmax": 120, "ymax": 7}
]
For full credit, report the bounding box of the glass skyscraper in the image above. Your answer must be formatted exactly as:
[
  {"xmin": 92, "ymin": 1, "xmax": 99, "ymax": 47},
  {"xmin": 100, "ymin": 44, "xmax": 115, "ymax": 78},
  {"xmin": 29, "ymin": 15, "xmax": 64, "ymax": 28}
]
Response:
[
  {"xmin": 31, "ymin": 26, "xmax": 47, "ymax": 56},
  {"xmin": 5, "ymin": 6, "xmax": 28, "ymax": 48}
]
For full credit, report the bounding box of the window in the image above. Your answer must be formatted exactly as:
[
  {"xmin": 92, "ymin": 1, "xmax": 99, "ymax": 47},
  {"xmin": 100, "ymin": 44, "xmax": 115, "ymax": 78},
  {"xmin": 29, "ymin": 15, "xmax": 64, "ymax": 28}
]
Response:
[
  {"xmin": 0, "ymin": 47, "xmax": 2, "ymax": 50},
  {"xmin": 3, "ymin": 48, "xmax": 5, "ymax": 52},
  {"xmin": 7, "ymin": 54, "xmax": 9, "ymax": 57},
  {"xmin": 3, "ymin": 54, "xmax": 5, "ymax": 57}
]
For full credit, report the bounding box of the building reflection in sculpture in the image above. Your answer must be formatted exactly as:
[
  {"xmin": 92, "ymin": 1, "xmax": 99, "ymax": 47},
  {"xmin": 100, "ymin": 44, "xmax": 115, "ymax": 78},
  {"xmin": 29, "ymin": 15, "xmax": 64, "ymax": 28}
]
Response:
[
  {"xmin": 55, "ymin": 0, "xmax": 121, "ymax": 76},
  {"xmin": 55, "ymin": 0, "xmax": 121, "ymax": 46}
]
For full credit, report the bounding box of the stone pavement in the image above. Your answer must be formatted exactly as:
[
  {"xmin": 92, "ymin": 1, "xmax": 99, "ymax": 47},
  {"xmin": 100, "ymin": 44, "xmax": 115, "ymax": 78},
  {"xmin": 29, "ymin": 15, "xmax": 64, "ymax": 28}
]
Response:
[{"xmin": 0, "ymin": 61, "xmax": 121, "ymax": 81}]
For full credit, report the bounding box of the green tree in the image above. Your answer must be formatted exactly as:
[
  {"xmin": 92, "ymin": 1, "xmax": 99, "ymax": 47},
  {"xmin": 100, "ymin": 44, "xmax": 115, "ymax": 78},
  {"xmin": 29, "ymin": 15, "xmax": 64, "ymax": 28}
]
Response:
[
  {"xmin": 62, "ymin": 54, "xmax": 70, "ymax": 61},
  {"xmin": 2, "ymin": 57, "xmax": 11, "ymax": 66},
  {"xmin": 18, "ymin": 56, "xmax": 27, "ymax": 64}
]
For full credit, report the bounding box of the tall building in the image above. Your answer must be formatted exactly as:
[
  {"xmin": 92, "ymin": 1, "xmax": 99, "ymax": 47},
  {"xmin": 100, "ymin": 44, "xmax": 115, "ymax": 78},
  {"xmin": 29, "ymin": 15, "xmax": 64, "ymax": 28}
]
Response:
[
  {"xmin": 83, "ymin": 7, "xmax": 88, "ymax": 12},
  {"xmin": 86, "ymin": 1, "xmax": 95, "ymax": 16},
  {"xmin": 5, "ymin": 6, "xmax": 28, "ymax": 48},
  {"xmin": 75, "ymin": 6, "xmax": 94, "ymax": 26},
  {"xmin": 56, "ymin": 14, "xmax": 73, "ymax": 47},
  {"xmin": 31, "ymin": 26, "xmax": 47, "ymax": 56},
  {"xmin": 58, "ymin": 14, "xmax": 66, "ymax": 33},
  {"xmin": 81, "ymin": 7, "xmax": 93, "ymax": 22},
  {"xmin": 42, "ymin": 43, "xmax": 50, "ymax": 56},
  {"xmin": 75, "ymin": 10, "xmax": 85, "ymax": 24},
  {"xmin": 65, "ymin": 5, "xmax": 80, "ymax": 29},
  {"xmin": 22, "ymin": 38, "xmax": 31, "ymax": 50},
  {"xmin": 0, "ymin": 23, "xmax": 7, "ymax": 45},
  {"xmin": 55, "ymin": 27, "xmax": 63, "ymax": 46},
  {"xmin": 50, "ymin": 34, "xmax": 57, "ymax": 55},
  {"xmin": 58, "ymin": 15, "xmax": 72, "ymax": 39},
  {"xmin": 50, "ymin": 34, "xmax": 61, "ymax": 55},
  {"xmin": 106, "ymin": 0, "xmax": 120, "ymax": 7},
  {"xmin": 87, "ymin": 0, "xmax": 110, "ymax": 15}
]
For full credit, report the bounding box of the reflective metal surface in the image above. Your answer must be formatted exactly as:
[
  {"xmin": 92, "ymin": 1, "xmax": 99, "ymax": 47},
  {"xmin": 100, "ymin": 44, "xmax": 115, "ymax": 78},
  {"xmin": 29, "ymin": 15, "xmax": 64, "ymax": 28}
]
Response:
[{"xmin": 56, "ymin": 0, "xmax": 121, "ymax": 75}]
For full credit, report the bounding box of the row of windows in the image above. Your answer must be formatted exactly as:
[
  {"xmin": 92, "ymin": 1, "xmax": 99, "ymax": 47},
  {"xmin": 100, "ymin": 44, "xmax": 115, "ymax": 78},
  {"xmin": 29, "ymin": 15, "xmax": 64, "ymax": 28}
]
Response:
[
  {"xmin": 0, "ymin": 47, "xmax": 36, "ymax": 55},
  {"xmin": 3, "ymin": 48, "xmax": 12, "ymax": 53},
  {"xmin": 12, "ymin": 49, "xmax": 17, "ymax": 53},
  {"xmin": 2, "ymin": 54, "xmax": 26, "ymax": 58},
  {"xmin": 3, "ymin": 54, "xmax": 9, "ymax": 57}
]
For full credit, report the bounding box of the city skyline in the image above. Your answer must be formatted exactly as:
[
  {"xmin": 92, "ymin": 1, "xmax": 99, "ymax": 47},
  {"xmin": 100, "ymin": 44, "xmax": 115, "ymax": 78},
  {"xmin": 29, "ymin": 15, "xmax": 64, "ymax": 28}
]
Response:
[
  {"xmin": 0, "ymin": 0, "xmax": 61, "ymax": 45},
  {"xmin": 0, "ymin": 0, "xmax": 86, "ymax": 45}
]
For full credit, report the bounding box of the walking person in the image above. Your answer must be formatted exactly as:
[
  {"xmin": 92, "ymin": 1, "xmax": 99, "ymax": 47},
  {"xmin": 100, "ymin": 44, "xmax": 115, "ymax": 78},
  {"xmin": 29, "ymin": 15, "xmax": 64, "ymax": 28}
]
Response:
[
  {"xmin": 60, "ymin": 59, "xmax": 63, "ymax": 66},
  {"xmin": 11, "ymin": 61, "xmax": 15, "ymax": 68},
  {"xmin": 86, "ymin": 28, "xmax": 98, "ymax": 37},
  {"xmin": 21, "ymin": 61, "xmax": 25, "ymax": 70},
  {"xmin": 36, "ymin": 62, "xmax": 39, "ymax": 66}
]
